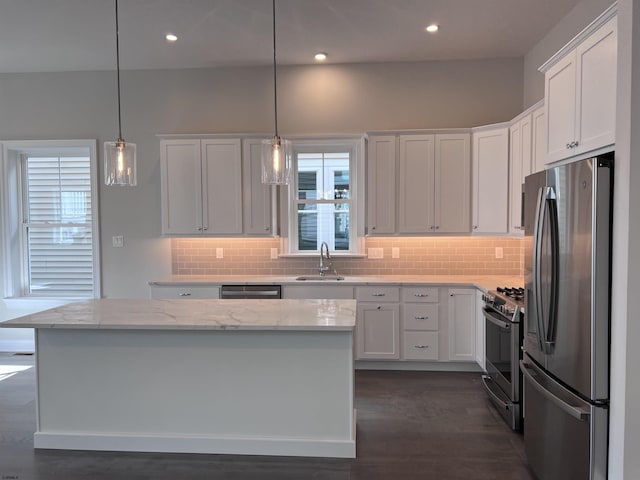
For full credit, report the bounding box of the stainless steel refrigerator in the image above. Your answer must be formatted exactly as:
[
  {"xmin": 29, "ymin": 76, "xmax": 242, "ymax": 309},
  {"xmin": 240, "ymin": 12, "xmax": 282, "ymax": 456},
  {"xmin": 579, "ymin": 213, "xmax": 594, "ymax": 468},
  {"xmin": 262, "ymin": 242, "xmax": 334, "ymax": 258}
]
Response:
[{"xmin": 521, "ymin": 153, "xmax": 613, "ymax": 480}]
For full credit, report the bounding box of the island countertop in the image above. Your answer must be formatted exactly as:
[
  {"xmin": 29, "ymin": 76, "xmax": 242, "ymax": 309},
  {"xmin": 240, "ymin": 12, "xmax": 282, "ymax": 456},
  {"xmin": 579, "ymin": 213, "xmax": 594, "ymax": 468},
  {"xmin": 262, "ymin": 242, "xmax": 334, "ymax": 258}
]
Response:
[{"xmin": 0, "ymin": 298, "xmax": 357, "ymax": 331}]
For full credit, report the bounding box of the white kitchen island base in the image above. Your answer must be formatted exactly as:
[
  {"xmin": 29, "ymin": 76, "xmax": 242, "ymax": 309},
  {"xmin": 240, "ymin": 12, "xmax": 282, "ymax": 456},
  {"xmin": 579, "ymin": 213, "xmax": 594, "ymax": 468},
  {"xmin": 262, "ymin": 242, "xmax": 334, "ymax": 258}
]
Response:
[{"xmin": 17, "ymin": 300, "xmax": 356, "ymax": 458}]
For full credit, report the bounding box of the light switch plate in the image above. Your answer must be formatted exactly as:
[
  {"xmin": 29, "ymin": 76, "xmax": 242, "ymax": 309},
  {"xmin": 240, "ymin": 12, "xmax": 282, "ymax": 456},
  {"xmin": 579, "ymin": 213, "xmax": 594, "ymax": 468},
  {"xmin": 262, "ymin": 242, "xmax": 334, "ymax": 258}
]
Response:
[
  {"xmin": 392, "ymin": 247, "xmax": 400, "ymax": 259},
  {"xmin": 495, "ymin": 247, "xmax": 503, "ymax": 259},
  {"xmin": 368, "ymin": 247, "xmax": 384, "ymax": 259},
  {"xmin": 270, "ymin": 248, "xmax": 278, "ymax": 260},
  {"xmin": 216, "ymin": 248, "xmax": 224, "ymax": 259}
]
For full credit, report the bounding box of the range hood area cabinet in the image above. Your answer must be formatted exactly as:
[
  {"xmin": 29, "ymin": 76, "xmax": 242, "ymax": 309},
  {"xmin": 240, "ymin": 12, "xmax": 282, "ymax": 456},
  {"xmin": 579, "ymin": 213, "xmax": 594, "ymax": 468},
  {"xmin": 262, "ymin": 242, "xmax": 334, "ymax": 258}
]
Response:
[
  {"xmin": 159, "ymin": 137, "xmax": 275, "ymax": 236},
  {"xmin": 541, "ymin": 7, "xmax": 617, "ymax": 164},
  {"xmin": 366, "ymin": 132, "xmax": 471, "ymax": 236}
]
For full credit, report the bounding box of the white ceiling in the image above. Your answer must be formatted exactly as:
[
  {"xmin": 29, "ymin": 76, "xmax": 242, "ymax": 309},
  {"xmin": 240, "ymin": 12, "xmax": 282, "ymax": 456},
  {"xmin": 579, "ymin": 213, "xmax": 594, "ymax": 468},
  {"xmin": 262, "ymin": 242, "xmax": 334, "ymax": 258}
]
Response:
[{"xmin": 0, "ymin": 0, "xmax": 582, "ymax": 73}]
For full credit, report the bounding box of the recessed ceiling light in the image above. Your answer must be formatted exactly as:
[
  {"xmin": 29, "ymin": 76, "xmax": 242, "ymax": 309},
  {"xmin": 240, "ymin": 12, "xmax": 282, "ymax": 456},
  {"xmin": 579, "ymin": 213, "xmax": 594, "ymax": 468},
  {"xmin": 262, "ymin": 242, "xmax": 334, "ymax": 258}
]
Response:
[
  {"xmin": 166, "ymin": 33, "xmax": 178, "ymax": 42},
  {"xmin": 425, "ymin": 24, "xmax": 439, "ymax": 33},
  {"xmin": 314, "ymin": 52, "xmax": 328, "ymax": 61}
]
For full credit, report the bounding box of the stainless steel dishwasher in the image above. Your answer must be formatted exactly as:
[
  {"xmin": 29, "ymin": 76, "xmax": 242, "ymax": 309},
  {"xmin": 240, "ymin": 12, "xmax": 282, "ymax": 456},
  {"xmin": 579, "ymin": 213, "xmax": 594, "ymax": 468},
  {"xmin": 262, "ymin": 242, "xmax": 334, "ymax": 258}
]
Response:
[{"xmin": 220, "ymin": 285, "xmax": 282, "ymax": 299}]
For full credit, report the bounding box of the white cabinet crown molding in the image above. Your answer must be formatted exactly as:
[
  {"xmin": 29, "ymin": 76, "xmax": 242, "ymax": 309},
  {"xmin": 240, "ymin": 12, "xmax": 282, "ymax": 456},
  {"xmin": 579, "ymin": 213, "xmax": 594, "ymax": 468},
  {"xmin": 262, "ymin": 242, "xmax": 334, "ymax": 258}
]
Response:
[{"xmin": 538, "ymin": 2, "xmax": 617, "ymax": 73}]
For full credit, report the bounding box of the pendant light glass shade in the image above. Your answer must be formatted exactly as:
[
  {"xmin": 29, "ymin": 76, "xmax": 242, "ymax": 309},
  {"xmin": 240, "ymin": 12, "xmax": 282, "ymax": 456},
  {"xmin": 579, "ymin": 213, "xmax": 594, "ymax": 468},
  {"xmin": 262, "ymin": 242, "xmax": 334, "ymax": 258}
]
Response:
[
  {"xmin": 261, "ymin": 136, "xmax": 291, "ymax": 184},
  {"xmin": 104, "ymin": 0, "xmax": 136, "ymax": 186},
  {"xmin": 105, "ymin": 139, "xmax": 137, "ymax": 186}
]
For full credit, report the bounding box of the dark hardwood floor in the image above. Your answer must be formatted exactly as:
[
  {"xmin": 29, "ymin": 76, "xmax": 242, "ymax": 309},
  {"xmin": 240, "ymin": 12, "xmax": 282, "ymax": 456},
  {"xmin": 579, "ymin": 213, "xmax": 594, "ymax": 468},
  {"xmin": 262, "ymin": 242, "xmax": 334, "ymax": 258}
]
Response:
[{"xmin": 0, "ymin": 352, "xmax": 534, "ymax": 480}]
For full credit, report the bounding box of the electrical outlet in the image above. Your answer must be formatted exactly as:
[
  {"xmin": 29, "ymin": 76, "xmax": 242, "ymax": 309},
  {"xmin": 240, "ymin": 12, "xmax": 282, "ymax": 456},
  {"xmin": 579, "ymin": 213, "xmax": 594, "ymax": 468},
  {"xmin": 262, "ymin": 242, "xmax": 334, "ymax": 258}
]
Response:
[
  {"xmin": 368, "ymin": 247, "xmax": 384, "ymax": 259},
  {"xmin": 112, "ymin": 235, "xmax": 124, "ymax": 248},
  {"xmin": 216, "ymin": 248, "xmax": 224, "ymax": 259},
  {"xmin": 392, "ymin": 247, "xmax": 400, "ymax": 259},
  {"xmin": 270, "ymin": 248, "xmax": 278, "ymax": 260},
  {"xmin": 495, "ymin": 247, "xmax": 503, "ymax": 259}
]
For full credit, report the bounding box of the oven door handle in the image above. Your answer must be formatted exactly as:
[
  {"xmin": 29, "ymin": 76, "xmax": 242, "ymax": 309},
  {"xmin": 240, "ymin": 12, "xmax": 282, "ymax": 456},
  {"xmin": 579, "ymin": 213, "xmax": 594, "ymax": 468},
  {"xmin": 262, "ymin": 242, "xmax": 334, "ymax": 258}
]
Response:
[
  {"xmin": 481, "ymin": 375, "xmax": 511, "ymax": 411},
  {"xmin": 482, "ymin": 308, "xmax": 511, "ymax": 330}
]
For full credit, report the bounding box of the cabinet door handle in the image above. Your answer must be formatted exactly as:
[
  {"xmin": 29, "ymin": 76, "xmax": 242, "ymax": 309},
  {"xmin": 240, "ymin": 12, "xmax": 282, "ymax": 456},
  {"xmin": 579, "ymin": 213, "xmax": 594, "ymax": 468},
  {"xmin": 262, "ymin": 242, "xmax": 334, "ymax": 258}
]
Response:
[
  {"xmin": 414, "ymin": 316, "xmax": 429, "ymax": 320},
  {"xmin": 376, "ymin": 305, "xmax": 382, "ymax": 310},
  {"xmin": 196, "ymin": 227, "xmax": 202, "ymax": 231},
  {"xmin": 372, "ymin": 293, "xmax": 386, "ymax": 297},
  {"xmin": 414, "ymin": 293, "xmax": 428, "ymax": 297},
  {"xmin": 371, "ymin": 226, "xmax": 376, "ymax": 230},
  {"xmin": 203, "ymin": 227, "xmax": 208, "ymax": 231},
  {"xmin": 435, "ymin": 225, "xmax": 440, "ymax": 230},
  {"xmin": 178, "ymin": 293, "xmax": 192, "ymax": 297},
  {"xmin": 473, "ymin": 225, "xmax": 478, "ymax": 230},
  {"xmin": 414, "ymin": 345, "xmax": 429, "ymax": 349},
  {"xmin": 264, "ymin": 227, "xmax": 270, "ymax": 231}
]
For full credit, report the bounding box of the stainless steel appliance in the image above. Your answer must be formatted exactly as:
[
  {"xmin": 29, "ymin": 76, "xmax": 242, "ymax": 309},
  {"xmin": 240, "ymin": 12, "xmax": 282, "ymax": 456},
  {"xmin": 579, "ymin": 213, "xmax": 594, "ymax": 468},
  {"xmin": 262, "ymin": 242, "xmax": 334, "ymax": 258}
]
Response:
[
  {"xmin": 220, "ymin": 285, "xmax": 282, "ymax": 299},
  {"xmin": 481, "ymin": 287, "xmax": 524, "ymax": 431},
  {"xmin": 521, "ymin": 153, "xmax": 613, "ymax": 480}
]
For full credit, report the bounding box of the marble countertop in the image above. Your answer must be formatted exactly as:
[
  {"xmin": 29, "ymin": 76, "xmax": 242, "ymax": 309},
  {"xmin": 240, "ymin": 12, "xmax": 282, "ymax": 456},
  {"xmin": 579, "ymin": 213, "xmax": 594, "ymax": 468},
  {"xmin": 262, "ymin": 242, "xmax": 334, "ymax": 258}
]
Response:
[
  {"xmin": 0, "ymin": 298, "xmax": 357, "ymax": 332},
  {"xmin": 150, "ymin": 274, "xmax": 524, "ymax": 292}
]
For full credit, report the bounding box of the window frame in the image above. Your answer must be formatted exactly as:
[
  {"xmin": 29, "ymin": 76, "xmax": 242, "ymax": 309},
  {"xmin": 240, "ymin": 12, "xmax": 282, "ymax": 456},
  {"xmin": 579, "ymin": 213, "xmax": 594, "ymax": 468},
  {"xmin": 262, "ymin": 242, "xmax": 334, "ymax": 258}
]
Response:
[
  {"xmin": 282, "ymin": 137, "xmax": 365, "ymax": 256},
  {"xmin": 0, "ymin": 140, "xmax": 101, "ymax": 299}
]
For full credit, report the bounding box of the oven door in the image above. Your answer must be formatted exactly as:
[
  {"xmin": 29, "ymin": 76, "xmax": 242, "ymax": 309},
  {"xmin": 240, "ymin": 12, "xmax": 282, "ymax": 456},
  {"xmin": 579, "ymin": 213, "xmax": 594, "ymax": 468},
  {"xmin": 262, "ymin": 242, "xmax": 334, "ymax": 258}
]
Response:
[{"xmin": 483, "ymin": 306, "xmax": 517, "ymax": 400}]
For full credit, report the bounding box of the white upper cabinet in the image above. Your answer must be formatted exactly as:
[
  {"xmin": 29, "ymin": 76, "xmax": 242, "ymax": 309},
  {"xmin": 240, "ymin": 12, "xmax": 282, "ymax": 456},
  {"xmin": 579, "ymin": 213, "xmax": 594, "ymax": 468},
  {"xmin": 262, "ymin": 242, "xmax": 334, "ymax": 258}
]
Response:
[
  {"xmin": 472, "ymin": 126, "xmax": 509, "ymax": 234},
  {"xmin": 531, "ymin": 106, "xmax": 547, "ymax": 174},
  {"xmin": 399, "ymin": 133, "xmax": 470, "ymax": 234},
  {"xmin": 509, "ymin": 114, "xmax": 532, "ymax": 234},
  {"xmin": 542, "ymin": 10, "xmax": 617, "ymax": 164},
  {"xmin": 242, "ymin": 139, "xmax": 275, "ymax": 235},
  {"xmin": 367, "ymin": 136, "xmax": 396, "ymax": 234},
  {"xmin": 161, "ymin": 137, "xmax": 271, "ymax": 236}
]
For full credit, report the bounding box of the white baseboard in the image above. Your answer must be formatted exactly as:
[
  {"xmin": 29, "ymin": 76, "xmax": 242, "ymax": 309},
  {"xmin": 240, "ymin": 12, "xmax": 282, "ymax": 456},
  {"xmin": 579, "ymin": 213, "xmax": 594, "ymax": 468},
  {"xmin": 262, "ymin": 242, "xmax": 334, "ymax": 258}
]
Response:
[{"xmin": 34, "ymin": 431, "xmax": 357, "ymax": 458}]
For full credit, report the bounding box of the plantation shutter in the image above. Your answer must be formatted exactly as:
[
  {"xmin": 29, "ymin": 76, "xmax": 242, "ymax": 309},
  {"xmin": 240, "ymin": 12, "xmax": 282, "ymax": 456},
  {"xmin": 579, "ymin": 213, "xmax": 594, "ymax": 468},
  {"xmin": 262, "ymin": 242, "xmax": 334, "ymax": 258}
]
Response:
[{"xmin": 23, "ymin": 155, "xmax": 94, "ymax": 297}]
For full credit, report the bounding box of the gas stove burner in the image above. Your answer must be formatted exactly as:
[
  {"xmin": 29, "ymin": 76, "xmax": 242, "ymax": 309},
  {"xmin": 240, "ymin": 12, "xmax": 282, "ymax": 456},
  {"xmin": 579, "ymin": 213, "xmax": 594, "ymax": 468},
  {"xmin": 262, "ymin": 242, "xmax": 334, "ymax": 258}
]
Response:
[{"xmin": 497, "ymin": 286, "xmax": 524, "ymax": 302}]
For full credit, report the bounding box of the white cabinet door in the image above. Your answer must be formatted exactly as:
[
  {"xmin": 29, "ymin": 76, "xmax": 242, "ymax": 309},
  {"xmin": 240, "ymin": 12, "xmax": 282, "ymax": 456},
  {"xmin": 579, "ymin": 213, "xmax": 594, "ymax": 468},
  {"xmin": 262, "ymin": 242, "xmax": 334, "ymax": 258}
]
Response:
[
  {"xmin": 201, "ymin": 139, "xmax": 243, "ymax": 235},
  {"xmin": 356, "ymin": 303, "xmax": 400, "ymax": 359},
  {"xmin": 160, "ymin": 139, "xmax": 203, "ymax": 235},
  {"xmin": 367, "ymin": 136, "xmax": 396, "ymax": 234},
  {"xmin": 434, "ymin": 134, "xmax": 471, "ymax": 233},
  {"xmin": 475, "ymin": 289, "xmax": 486, "ymax": 370},
  {"xmin": 531, "ymin": 106, "xmax": 547, "ymax": 174},
  {"xmin": 242, "ymin": 139, "xmax": 274, "ymax": 235},
  {"xmin": 399, "ymin": 135, "xmax": 434, "ymax": 233},
  {"xmin": 447, "ymin": 288, "xmax": 476, "ymax": 361},
  {"xmin": 575, "ymin": 16, "xmax": 617, "ymax": 155},
  {"xmin": 509, "ymin": 115, "xmax": 532, "ymax": 234},
  {"xmin": 471, "ymin": 127, "xmax": 509, "ymax": 234},
  {"xmin": 544, "ymin": 15, "xmax": 617, "ymax": 164},
  {"xmin": 545, "ymin": 52, "xmax": 578, "ymax": 163}
]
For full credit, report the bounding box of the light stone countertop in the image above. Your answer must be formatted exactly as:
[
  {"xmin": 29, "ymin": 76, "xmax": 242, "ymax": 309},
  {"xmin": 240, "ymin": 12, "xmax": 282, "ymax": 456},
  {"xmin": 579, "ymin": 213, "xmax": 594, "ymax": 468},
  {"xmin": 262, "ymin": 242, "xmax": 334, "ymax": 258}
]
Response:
[
  {"xmin": 0, "ymin": 298, "xmax": 357, "ymax": 331},
  {"xmin": 149, "ymin": 274, "xmax": 524, "ymax": 293}
]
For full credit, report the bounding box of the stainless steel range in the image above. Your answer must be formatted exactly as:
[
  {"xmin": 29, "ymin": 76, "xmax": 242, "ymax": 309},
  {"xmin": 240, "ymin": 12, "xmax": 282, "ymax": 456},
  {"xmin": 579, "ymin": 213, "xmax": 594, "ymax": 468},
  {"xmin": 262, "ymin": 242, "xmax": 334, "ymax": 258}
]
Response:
[{"xmin": 481, "ymin": 287, "xmax": 524, "ymax": 431}]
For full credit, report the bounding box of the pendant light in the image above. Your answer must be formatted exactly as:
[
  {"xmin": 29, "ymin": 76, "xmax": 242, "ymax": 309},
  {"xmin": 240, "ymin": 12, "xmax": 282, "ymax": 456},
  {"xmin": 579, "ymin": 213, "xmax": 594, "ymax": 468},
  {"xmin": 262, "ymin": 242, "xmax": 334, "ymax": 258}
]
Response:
[
  {"xmin": 104, "ymin": 0, "xmax": 137, "ymax": 186},
  {"xmin": 261, "ymin": 0, "xmax": 291, "ymax": 185}
]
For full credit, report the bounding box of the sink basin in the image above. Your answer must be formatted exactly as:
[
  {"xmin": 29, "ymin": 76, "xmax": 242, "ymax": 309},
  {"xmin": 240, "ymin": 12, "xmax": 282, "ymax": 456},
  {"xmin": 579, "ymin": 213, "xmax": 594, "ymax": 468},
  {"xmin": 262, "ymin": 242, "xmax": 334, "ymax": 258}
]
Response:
[{"xmin": 295, "ymin": 275, "xmax": 345, "ymax": 281}]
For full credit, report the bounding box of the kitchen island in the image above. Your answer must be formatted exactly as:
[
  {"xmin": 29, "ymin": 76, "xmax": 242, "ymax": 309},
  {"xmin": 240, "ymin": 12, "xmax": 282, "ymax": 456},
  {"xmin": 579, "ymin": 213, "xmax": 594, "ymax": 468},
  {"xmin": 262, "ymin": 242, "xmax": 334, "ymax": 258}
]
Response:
[{"xmin": 0, "ymin": 298, "xmax": 357, "ymax": 458}]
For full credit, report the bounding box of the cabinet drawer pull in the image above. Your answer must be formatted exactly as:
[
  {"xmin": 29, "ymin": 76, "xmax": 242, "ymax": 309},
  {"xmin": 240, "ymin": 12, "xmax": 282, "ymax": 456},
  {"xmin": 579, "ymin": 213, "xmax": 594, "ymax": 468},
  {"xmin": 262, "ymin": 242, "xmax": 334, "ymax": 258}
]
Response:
[
  {"xmin": 414, "ymin": 345, "xmax": 430, "ymax": 349},
  {"xmin": 178, "ymin": 293, "xmax": 192, "ymax": 297},
  {"xmin": 414, "ymin": 293, "xmax": 428, "ymax": 297},
  {"xmin": 376, "ymin": 305, "xmax": 382, "ymax": 310},
  {"xmin": 372, "ymin": 293, "xmax": 386, "ymax": 297},
  {"xmin": 414, "ymin": 316, "xmax": 429, "ymax": 320}
]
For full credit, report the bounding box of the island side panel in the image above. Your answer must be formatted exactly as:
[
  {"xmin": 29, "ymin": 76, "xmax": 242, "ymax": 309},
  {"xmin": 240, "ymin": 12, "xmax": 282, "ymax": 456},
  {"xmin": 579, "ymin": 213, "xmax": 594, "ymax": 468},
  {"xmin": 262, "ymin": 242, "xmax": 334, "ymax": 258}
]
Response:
[{"xmin": 34, "ymin": 328, "xmax": 355, "ymax": 457}]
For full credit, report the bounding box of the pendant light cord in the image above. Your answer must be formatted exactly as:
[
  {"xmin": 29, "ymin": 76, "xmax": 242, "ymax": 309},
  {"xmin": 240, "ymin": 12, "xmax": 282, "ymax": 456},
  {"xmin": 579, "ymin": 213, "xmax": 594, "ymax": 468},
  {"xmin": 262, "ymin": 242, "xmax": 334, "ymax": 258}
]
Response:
[
  {"xmin": 115, "ymin": 0, "xmax": 123, "ymax": 142},
  {"xmin": 272, "ymin": 0, "xmax": 278, "ymax": 137}
]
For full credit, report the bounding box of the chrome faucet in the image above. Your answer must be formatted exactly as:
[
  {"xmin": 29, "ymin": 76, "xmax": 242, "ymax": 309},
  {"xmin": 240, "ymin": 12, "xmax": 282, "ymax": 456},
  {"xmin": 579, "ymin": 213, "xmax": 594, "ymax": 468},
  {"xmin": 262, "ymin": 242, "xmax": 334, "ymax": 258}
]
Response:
[{"xmin": 319, "ymin": 241, "xmax": 331, "ymax": 276}]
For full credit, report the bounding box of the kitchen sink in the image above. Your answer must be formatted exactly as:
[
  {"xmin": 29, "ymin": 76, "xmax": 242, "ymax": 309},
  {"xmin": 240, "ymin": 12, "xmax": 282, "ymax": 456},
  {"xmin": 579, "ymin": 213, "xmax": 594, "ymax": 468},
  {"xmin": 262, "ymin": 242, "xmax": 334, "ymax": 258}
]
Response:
[{"xmin": 295, "ymin": 275, "xmax": 345, "ymax": 281}]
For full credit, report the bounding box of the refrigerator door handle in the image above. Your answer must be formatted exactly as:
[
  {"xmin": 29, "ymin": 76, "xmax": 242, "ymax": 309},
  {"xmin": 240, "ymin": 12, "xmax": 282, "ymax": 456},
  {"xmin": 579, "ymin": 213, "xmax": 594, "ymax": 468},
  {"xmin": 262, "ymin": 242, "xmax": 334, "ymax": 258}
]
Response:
[
  {"xmin": 520, "ymin": 360, "xmax": 590, "ymax": 421},
  {"xmin": 543, "ymin": 187, "xmax": 559, "ymax": 352},
  {"xmin": 532, "ymin": 187, "xmax": 546, "ymax": 352}
]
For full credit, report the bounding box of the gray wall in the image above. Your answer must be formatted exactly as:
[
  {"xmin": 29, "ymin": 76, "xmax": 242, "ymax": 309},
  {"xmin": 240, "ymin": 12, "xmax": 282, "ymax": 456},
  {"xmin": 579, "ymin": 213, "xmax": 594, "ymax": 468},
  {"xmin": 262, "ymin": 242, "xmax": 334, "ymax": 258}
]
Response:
[
  {"xmin": 0, "ymin": 58, "xmax": 523, "ymax": 298},
  {"xmin": 523, "ymin": 0, "xmax": 615, "ymax": 108}
]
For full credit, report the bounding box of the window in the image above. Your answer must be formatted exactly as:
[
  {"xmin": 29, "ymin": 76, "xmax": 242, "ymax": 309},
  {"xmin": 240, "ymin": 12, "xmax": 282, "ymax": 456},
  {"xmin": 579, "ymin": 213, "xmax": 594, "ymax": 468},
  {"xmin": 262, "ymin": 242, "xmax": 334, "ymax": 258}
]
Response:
[
  {"xmin": 0, "ymin": 141, "xmax": 100, "ymax": 298},
  {"xmin": 286, "ymin": 139, "xmax": 364, "ymax": 255}
]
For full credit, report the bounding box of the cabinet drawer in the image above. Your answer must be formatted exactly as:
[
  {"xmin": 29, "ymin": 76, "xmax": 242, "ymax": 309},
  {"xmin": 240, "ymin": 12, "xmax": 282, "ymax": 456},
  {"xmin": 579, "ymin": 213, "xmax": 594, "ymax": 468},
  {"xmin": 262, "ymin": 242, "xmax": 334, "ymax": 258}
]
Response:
[
  {"xmin": 149, "ymin": 285, "xmax": 220, "ymax": 299},
  {"xmin": 401, "ymin": 287, "xmax": 439, "ymax": 303},
  {"xmin": 356, "ymin": 286, "xmax": 400, "ymax": 302},
  {"xmin": 402, "ymin": 304, "xmax": 439, "ymax": 331},
  {"xmin": 402, "ymin": 331, "xmax": 439, "ymax": 360}
]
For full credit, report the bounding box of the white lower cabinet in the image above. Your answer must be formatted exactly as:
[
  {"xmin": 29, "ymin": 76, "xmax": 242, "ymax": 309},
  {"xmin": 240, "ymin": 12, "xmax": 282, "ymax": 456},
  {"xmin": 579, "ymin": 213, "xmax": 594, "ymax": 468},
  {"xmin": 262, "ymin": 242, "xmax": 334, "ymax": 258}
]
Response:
[
  {"xmin": 282, "ymin": 285, "xmax": 354, "ymax": 299},
  {"xmin": 355, "ymin": 286, "xmax": 400, "ymax": 359},
  {"xmin": 149, "ymin": 285, "xmax": 220, "ymax": 299},
  {"xmin": 475, "ymin": 289, "xmax": 486, "ymax": 371},
  {"xmin": 447, "ymin": 288, "xmax": 476, "ymax": 361}
]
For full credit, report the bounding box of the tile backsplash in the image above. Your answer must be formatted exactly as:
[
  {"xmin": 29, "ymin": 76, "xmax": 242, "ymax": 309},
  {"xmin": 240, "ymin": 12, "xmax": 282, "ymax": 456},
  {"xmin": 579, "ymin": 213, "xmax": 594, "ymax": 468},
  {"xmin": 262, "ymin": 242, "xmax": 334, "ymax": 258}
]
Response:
[{"xmin": 172, "ymin": 237, "xmax": 523, "ymax": 276}]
